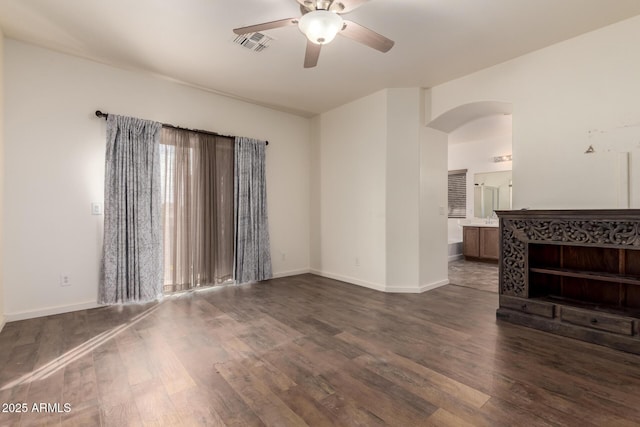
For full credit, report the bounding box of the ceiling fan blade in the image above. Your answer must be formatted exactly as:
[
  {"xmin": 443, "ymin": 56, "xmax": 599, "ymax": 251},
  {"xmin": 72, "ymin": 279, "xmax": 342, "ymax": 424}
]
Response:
[
  {"xmin": 329, "ymin": 0, "xmax": 369, "ymax": 13},
  {"xmin": 233, "ymin": 18, "xmax": 298, "ymax": 35},
  {"xmin": 304, "ymin": 40, "xmax": 322, "ymax": 68},
  {"xmin": 339, "ymin": 20, "xmax": 394, "ymax": 52}
]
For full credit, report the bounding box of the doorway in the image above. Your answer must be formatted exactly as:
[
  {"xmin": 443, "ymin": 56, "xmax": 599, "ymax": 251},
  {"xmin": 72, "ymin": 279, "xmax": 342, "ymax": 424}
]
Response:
[{"xmin": 427, "ymin": 101, "xmax": 513, "ymax": 293}]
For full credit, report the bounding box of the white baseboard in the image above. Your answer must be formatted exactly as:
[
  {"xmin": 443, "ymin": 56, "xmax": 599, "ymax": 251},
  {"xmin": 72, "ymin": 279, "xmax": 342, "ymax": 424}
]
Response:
[
  {"xmin": 385, "ymin": 279, "xmax": 449, "ymax": 294},
  {"xmin": 309, "ymin": 269, "xmax": 387, "ymax": 292},
  {"xmin": 0, "ymin": 314, "xmax": 5, "ymax": 333},
  {"xmin": 383, "ymin": 286, "xmax": 423, "ymax": 293},
  {"xmin": 448, "ymin": 254, "xmax": 464, "ymax": 262},
  {"xmin": 271, "ymin": 268, "xmax": 311, "ymax": 279},
  {"xmin": 5, "ymin": 300, "xmax": 104, "ymax": 322},
  {"xmin": 309, "ymin": 269, "xmax": 448, "ymax": 294},
  {"xmin": 419, "ymin": 279, "xmax": 449, "ymax": 293}
]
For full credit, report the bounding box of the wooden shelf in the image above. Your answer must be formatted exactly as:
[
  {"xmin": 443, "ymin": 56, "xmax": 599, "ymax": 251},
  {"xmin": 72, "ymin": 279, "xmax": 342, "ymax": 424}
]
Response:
[{"xmin": 530, "ymin": 267, "xmax": 640, "ymax": 286}]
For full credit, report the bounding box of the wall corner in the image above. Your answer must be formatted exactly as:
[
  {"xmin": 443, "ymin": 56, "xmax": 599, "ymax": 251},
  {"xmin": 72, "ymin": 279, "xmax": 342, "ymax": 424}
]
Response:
[{"xmin": 0, "ymin": 25, "xmax": 5, "ymax": 331}]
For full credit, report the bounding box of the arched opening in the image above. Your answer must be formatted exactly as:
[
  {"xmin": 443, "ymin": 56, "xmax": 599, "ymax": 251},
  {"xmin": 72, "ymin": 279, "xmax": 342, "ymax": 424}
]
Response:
[
  {"xmin": 427, "ymin": 100, "xmax": 513, "ymax": 291},
  {"xmin": 427, "ymin": 101, "xmax": 513, "ymax": 133}
]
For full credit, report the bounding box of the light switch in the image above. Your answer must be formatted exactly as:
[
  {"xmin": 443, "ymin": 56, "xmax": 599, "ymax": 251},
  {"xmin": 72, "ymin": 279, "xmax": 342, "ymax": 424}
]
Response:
[{"xmin": 91, "ymin": 202, "xmax": 103, "ymax": 215}]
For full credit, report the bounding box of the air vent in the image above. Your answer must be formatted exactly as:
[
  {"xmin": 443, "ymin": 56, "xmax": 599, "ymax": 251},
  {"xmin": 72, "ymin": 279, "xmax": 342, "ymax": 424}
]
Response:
[{"xmin": 233, "ymin": 32, "xmax": 273, "ymax": 52}]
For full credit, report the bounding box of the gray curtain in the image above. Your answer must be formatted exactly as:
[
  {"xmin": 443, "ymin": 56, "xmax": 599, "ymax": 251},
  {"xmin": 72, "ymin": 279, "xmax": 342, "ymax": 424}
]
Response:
[
  {"xmin": 100, "ymin": 115, "xmax": 163, "ymax": 304},
  {"xmin": 234, "ymin": 137, "xmax": 272, "ymax": 283},
  {"xmin": 160, "ymin": 128, "xmax": 235, "ymax": 292}
]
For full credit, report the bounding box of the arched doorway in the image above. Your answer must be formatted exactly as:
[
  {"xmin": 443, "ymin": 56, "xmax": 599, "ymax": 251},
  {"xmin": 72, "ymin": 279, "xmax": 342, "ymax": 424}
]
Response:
[{"xmin": 427, "ymin": 101, "xmax": 513, "ymax": 292}]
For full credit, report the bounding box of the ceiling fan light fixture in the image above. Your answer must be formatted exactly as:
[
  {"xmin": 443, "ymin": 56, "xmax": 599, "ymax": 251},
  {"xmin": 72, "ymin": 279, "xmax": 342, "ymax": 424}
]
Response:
[{"xmin": 298, "ymin": 10, "xmax": 343, "ymax": 44}]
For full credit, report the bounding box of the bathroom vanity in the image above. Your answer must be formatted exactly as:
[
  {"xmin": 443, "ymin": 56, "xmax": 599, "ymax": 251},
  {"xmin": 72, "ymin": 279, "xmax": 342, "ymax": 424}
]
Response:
[
  {"xmin": 462, "ymin": 225, "xmax": 499, "ymax": 262},
  {"xmin": 495, "ymin": 209, "xmax": 640, "ymax": 354}
]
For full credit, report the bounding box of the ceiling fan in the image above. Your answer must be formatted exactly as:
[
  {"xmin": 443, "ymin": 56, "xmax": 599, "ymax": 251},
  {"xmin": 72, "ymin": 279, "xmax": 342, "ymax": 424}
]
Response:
[{"xmin": 233, "ymin": 0, "xmax": 394, "ymax": 68}]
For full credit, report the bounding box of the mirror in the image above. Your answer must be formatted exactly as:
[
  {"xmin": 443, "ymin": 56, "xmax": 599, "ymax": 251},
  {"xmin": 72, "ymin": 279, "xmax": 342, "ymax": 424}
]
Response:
[{"xmin": 474, "ymin": 170, "xmax": 512, "ymax": 218}]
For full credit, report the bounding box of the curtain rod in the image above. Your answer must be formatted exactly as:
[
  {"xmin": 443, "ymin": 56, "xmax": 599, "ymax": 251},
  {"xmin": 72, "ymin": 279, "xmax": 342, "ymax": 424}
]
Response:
[{"xmin": 95, "ymin": 110, "xmax": 268, "ymax": 145}]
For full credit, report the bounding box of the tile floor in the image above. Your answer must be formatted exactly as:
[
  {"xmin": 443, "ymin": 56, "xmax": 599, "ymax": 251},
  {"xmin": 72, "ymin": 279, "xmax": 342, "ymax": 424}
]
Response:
[{"xmin": 448, "ymin": 259, "xmax": 499, "ymax": 293}]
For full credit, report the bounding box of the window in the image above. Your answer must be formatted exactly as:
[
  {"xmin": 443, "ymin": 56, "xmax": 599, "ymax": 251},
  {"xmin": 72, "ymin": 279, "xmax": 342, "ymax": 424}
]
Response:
[
  {"xmin": 160, "ymin": 128, "xmax": 235, "ymax": 292},
  {"xmin": 448, "ymin": 169, "xmax": 467, "ymax": 218}
]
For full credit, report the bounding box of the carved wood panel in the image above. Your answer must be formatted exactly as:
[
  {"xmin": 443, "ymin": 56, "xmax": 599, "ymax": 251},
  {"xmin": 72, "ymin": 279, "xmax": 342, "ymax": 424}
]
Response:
[{"xmin": 499, "ymin": 216, "xmax": 640, "ymax": 296}]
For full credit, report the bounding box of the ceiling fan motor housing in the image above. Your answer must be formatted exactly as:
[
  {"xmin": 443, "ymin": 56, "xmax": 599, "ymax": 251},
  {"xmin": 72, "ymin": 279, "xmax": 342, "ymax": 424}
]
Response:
[{"xmin": 232, "ymin": 0, "xmax": 394, "ymax": 68}]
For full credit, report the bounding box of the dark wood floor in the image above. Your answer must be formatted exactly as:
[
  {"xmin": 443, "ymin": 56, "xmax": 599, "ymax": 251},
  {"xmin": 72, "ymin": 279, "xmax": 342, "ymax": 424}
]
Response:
[{"xmin": 2, "ymin": 273, "xmax": 640, "ymax": 426}]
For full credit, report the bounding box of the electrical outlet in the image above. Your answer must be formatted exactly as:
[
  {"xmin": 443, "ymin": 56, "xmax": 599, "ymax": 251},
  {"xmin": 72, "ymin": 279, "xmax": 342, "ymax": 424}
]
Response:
[
  {"xmin": 281, "ymin": 252, "xmax": 286, "ymax": 261},
  {"xmin": 91, "ymin": 202, "xmax": 103, "ymax": 215},
  {"xmin": 355, "ymin": 257, "xmax": 360, "ymax": 267},
  {"xmin": 60, "ymin": 274, "xmax": 71, "ymax": 287}
]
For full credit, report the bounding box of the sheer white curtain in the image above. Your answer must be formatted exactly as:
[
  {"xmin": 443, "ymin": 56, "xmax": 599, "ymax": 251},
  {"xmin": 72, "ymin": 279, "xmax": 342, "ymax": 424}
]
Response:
[
  {"xmin": 100, "ymin": 115, "xmax": 163, "ymax": 304},
  {"xmin": 161, "ymin": 128, "xmax": 235, "ymax": 292}
]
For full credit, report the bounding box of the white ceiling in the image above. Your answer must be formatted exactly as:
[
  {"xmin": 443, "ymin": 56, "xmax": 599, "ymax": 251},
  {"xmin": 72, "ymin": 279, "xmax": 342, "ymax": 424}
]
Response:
[{"xmin": 1, "ymin": 0, "xmax": 640, "ymax": 117}]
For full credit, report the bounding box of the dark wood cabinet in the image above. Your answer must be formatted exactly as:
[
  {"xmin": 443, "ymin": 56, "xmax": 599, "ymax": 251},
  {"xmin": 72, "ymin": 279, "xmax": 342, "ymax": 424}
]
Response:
[
  {"xmin": 463, "ymin": 226, "xmax": 479, "ymax": 258},
  {"xmin": 479, "ymin": 227, "xmax": 499, "ymax": 260},
  {"xmin": 495, "ymin": 209, "xmax": 640, "ymax": 355},
  {"xmin": 463, "ymin": 226, "xmax": 498, "ymax": 261}
]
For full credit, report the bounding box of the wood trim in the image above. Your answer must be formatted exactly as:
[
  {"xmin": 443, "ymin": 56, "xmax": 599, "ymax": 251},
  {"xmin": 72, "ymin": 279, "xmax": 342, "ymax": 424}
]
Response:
[
  {"xmin": 529, "ymin": 267, "xmax": 640, "ymax": 286},
  {"xmin": 496, "ymin": 209, "xmax": 640, "ymax": 221}
]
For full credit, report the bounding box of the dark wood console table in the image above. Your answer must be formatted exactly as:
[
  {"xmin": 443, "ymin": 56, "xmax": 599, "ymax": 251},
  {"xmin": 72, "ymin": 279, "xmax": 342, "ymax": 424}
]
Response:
[{"xmin": 495, "ymin": 209, "xmax": 640, "ymax": 354}]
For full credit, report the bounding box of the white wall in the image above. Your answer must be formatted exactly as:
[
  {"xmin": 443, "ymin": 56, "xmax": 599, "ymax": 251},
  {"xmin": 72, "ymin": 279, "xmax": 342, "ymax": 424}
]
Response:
[
  {"xmin": 312, "ymin": 88, "xmax": 449, "ymax": 293},
  {"xmin": 420, "ymin": 126, "xmax": 449, "ymax": 289},
  {"xmin": 0, "ymin": 29, "xmax": 5, "ymax": 331},
  {"xmin": 420, "ymin": 89, "xmax": 449, "ymax": 291},
  {"xmin": 431, "ymin": 15, "xmax": 640, "ymax": 210},
  {"xmin": 312, "ymin": 90, "xmax": 388, "ymax": 290},
  {"xmin": 309, "ymin": 115, "xmax": 321, "ymax": 276},
  {"xmin": 3, "ymin": 40, "xmax": 311, "ymax": 320},
  {"xmin": 385, "ymin": 89, "xmax": 421, "ymax": 291}
]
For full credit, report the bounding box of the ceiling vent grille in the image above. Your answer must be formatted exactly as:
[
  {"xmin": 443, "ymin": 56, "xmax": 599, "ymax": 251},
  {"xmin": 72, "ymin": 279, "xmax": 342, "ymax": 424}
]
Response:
[{"xmin": 233, "ymin": 32, "xmax": 273, "ymax": 52}]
